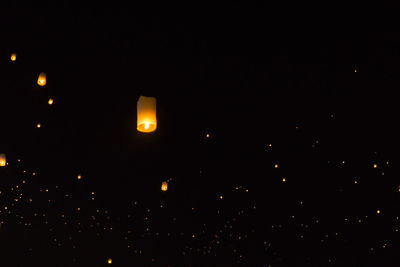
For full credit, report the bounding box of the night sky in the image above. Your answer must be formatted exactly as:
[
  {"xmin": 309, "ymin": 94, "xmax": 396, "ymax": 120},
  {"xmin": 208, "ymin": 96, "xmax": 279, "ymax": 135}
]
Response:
[{"xmin": 1, "ymin": 4, "xmax": 400, "ymax": 266}]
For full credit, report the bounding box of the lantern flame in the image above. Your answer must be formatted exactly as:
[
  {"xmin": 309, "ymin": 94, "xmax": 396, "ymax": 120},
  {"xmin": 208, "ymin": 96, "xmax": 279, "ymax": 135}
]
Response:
[
  {"xmin": 10, "ymin": 53, "xmax": 16, "ymax": 61},
  {"xmin": 0, "ymin": 154, "xmax": 6, "ymax": 167},
  {"xmin": 161, "ymin": 181, "xmax": 168, "ymax": 191},
  {"xmin": 37, "ymin": 72, "xmax": 46, "ymax": 86},
  {"xmin": 137, "ymin": 96, "xmax": 157, "ymax": 133}
]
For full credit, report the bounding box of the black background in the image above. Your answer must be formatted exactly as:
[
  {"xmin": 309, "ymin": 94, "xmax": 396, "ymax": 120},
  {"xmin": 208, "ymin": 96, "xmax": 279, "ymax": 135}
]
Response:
[{"xmin": 1, "ymin": 3, "xmax": 400, "ymax": 266}]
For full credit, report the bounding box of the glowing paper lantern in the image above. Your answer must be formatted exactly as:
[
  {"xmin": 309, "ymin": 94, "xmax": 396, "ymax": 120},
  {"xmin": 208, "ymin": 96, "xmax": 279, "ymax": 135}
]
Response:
[
  {"xmin": 37, "ymin": 72, "xmax": 46, "ymax": 86},
  {"xmin": 0, "ymin": 154, "xmax": 5, "ymax": 167},
  {"xmin": 161, "ymin": 181, "xmax": 168, "ymax": 191},
  {"xmin": 48, "ymin": 98, "xmax": 53, "ymax": 105},
  {"xmin": 137, "ymin": 96, "xmax": 157, "ymax": 133},
  {"xmin": 10, "ymin": 53, "xmax": 17, "ymax": 61}
]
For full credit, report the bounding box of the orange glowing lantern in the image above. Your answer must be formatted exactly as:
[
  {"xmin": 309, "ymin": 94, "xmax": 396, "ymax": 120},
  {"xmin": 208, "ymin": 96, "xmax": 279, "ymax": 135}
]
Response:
[
  {"xmin": 37, "ymin": 72, "xmax": 46, "ymax": 86},
  {"xmin": 137, "ymin": 96, "xmax": 157, "ymax": 133},
  {"xmin": 0, "ymin": 154, "xmax": 6, "ymax": 167},
  {"xmin": 161, "ymin": 181, "xmax": 168, "ymax": 191},
  {"xmin": 108, "ymin": 258, "xmax": 112, "ymax": 264},
  {"xmin": 48, "ymin": 98, "xmax": 53, "ymax": 105},
  {"xmin": 10, "ymin": 53, "xmax": 17, "ymax": 61}
]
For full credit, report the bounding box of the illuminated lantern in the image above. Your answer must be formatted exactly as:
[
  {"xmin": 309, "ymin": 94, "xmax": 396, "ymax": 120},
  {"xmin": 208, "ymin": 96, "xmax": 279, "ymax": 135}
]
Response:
[
  {"xmin": 161, "ymin": 181, "xmax": 168, "ymax": 191},
  {"xmin": 137, "ymin": 96, "xmax": 157, "ymax": 133},
  {"xmin": 108, "ymin": 258, "xmax": 112, "ymax": 264},
  {"xmin": 10, "ymin": 53, "xmax": 17, "ymax": 61},
  {"xmin": 48, "ymin": 98, "xmax": 53, "ymax": 105},
  {"xmin": 0, "ymin": 154, "xmax": 5, "ymax": 167},
  {"xmin": 37, "ymin": 72, "xmax": 46, "ymax": 86}
]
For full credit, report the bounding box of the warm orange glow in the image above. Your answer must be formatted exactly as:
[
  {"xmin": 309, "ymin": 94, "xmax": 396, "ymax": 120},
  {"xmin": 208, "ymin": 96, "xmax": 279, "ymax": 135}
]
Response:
[
  {"xmin": 0, "ymin": 154, "xmax": 6, "ymax": 167},
  {"xmin": 37, "ymin": 72, "xmax": 46, "ymax": 86},
  {"xmin": 373, "ymin": 164, "xmax": 377, "ymax": 168},
  {"xmin": 274, "ymin": 164, "xmax": 278, "ymax": 168},
  {"xmin": 48, "ymin": 98, "xmax": 53, "ymax": 105},
  {"xmin": 377, "ymin": 210, "xmax": 381, "ymax": 214},
  {"xmin": 10, "ymin": 53, "xmax": 16, "ymax": 61},
  {"xmin": 108, "ymin": 258, "xmax": 112, "ymax": 264},
  {"xmin": 282, "ymin": 178, "xmax": 286, "ymax": 182},
  {"xmin": 206, "ymin": 133, "xmax": 210, "ymax": 138},
  {"xmin": 36, "ymin": 123, "xmax": 41, "ymax": 128},
  {"xmin": 161, "ymin": 181, "xmax": 168, "ymax": 191},
  {"xmin": 77, "ymin": 174, "xmax": 82, "ymax": 180},
  {"xmin": 137, "ymin": 96, "xmax": 157, "ymax": 133}
]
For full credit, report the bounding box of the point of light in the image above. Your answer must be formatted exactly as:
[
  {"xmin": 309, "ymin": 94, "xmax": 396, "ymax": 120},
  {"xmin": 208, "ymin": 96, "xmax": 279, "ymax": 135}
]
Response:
[
  {"xmin": 48, "ymin": 98, "xmax": 53, "ymax": 105},
  {"xmin": 161, "ymin": 181, "xmax": 168, "ymax": 191},
  {"xmin": 36, "ymin": 123, "xmax": 41, "ymax": 128},
  {"xmin": 377, "ymin": 210, "xmax": 381, "ymax": 214},
  {"xmin": 144, "ymin": 122, "xmax": 150, "ymax": 129},
  {"xmin": 108, "ymin": 258, "xmax": 112, "ymax": 264},
  {"xmin": 373, "ymin": 164, "xmax": 377, "ymax": 168}
]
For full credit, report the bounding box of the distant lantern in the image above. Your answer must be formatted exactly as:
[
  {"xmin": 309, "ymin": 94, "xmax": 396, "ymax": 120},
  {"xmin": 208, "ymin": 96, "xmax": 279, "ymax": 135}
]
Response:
[
  {"xmin": 161, "ymin": 181, "xmax": 168, "ymax": 191},
  {"xmin": 37, "ymin": 72, "xmax": 46, "ymax": 86},
  {"xmin": 137, "ymin": 96, "xmax": 157, "ymax": 133},
  {"xmin": 107, "ymin": 258, "xmax": 112, "ymax": 264},
  {"xmin": 48, "ymin": 98, "xmax": 53, "ymax": 105},
  {"xmin": 0, "ymin": 154, "xmax": 5, "ymax": 167},
  {"xmin": 10, "ymin": 53, "xmax": 17, "ymax": 61}
]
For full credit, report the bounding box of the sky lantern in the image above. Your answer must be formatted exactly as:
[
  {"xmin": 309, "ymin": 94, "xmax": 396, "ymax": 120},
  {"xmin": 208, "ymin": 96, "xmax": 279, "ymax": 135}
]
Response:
[
  {"xmin": 161, "ymin": 181, "xmax": 168, "ymax": 191},
  {"xmin": 10, "ymin": 53, "xmax": 16, "ymax": 61},
  {"xmin": 137, "ymin": 96, "xmax": 157, "ymax": 133},
  {"xmin": 37, "ymin": 72, "xmax": 46, "ymax": 86},
  {"xmin": 0, "ymin": 154, "xmax": 6, "ymax": 167},
  {"xmin": 48, "ymin": 98, "xmax": 54, "ymax": 105}
]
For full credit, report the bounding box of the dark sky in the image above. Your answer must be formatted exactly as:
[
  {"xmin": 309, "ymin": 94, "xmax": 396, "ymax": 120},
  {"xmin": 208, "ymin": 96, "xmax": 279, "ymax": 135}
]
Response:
[{"xmin": 1, "ymin": 4, "xmax": 400, "ymax": 266}]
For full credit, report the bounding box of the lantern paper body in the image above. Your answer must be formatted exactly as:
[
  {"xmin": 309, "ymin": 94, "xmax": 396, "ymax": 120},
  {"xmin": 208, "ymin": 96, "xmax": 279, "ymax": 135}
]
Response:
[
  {"xmin": 37, "ymin": 72, "xmax": 46, "ymax": 86},
  {"xmin": 161, "ymin": 181, "xmax": 168, "ymax": 191},
  {"xmin": 0, "ymin": 154, "xmax": 6, "ymax": 167},
  {"xmin": 10, "ymin": 53, "xmax": 17, "ymax": 61},
  {"xmin": 137, "ymin": 96, "xmax": 157, "ymax": 133}
]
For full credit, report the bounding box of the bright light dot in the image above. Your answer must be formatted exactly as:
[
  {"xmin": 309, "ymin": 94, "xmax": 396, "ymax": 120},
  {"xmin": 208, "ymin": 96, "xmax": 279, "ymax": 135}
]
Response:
[
  {"xmin": 206, "ymin": 133, "xmax": 210, "ymax": 138},
  {"xmin": 144, "ymin": 122, "xmax": 150, "ymax": 129},
  {"xmin": 354, "ymin": 180, "xmax": 358, "ymax": 184},
  {"xmin": 274, "ymin": 164, "xmax": 278, "ymax": 168},
  {"xmin": 108, "ymin": 258, "xmax": 112, "ymax": 264},
  {"xmin": 77, "ymin": 174, "xmax": 81, "ymax": 180},
  {"xmin": 354, "ymin": 69, "xmax": 358, "ymax": 73},
  {"xmin": 48, "ymin": 98, "xmax": 53, "ymax": 105},
  {"xmin": 10, "ymin": 53, "xmax": 16, "ymax": 61},
  {"xmin": 36, "ymin": 123, "xmax": 41, "ymax": 128},
  {"xmin": 373, "ymin": 164, "xmax": 377, "ymax": 168},
  {"xmin": 377, "ymin": 210, "xmax": 381, "ymax": 214},
  {"xmin": 219, "ymin": 195, "xmax": 223, "ymax": 199},
  {"xmin": 161, "ymin": 181, "xmax": 168, "ymax": 191},
  {"xmin": 282, "ymin": 178, "xmax": 286, "ymax": 182}
]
